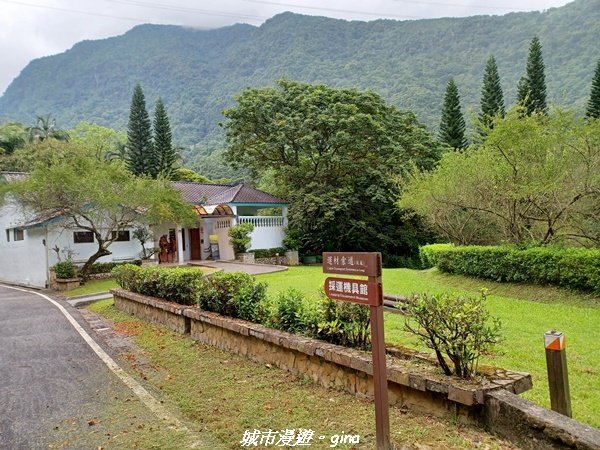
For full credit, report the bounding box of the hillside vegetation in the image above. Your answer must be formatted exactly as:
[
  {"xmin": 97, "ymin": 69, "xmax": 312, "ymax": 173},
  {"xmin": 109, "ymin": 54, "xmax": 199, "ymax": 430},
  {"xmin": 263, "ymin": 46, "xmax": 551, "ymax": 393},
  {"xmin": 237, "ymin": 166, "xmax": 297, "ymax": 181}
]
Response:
[{"xmin": 0, "ymin": 0, "xmax": 599, "ymax": 177}]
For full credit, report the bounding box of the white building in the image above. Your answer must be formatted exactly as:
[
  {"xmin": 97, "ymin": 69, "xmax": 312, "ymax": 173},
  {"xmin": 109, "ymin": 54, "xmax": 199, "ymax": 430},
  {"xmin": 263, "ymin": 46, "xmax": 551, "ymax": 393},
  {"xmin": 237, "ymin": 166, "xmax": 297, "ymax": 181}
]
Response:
[{"xmin": 0, "ymin": 173, "xmax": 288, "ymax": 288}]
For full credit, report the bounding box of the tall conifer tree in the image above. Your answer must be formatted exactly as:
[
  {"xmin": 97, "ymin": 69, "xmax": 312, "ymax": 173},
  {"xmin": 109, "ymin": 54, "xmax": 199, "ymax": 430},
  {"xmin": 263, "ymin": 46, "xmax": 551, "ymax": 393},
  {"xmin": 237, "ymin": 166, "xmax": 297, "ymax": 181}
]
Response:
[
  {"xmin": 126, "ymin": 84, "xmax": 154, "ymax": 176},
  {"xmin": 586, "ymin": 59, "xmax": 600, "ymax": 119},
  {"xmin": 518, "ymin": 36, "xmax": 547, "ymax": 115},
  {"xmin": 479, "ymin": 55, "xmax": 505, "ymax": 130},
  {"xmin": 153, "ymin": 98, "xmax": 177, "ymax": 178},
  {"xmin": 439, "ymin": 78, "xmax": 467, "ymax": 149}
]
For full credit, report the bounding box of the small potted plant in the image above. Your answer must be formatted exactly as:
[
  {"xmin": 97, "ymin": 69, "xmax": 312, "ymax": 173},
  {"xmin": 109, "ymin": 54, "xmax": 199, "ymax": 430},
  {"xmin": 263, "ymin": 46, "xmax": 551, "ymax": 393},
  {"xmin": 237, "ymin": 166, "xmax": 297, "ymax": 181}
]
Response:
[
  {"xmin": 52, "ymin": 260, "xmax": 81, "ymax": 291},
  {"xmin": 282, "ymin": 228, "xmax": 300, "ymax": 265},
  {"xmin": 229, "ymin": 222, "xmax": 255, "ymax": 263}
]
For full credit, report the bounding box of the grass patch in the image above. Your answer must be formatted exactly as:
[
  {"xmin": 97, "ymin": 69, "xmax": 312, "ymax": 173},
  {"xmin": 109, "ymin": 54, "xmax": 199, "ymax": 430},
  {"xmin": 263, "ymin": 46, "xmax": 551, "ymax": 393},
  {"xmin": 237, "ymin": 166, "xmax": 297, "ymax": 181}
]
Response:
[
  {"xmin": 256, "ymin": 266, "xmax": 600, "ymax": 428},
  {"xmin": 63, "ymin": 278, "xmax": 118, "ymax": 297},
  {"xmin": 89, "ymin": 299, "xmax": 515, "ymax": 449}
]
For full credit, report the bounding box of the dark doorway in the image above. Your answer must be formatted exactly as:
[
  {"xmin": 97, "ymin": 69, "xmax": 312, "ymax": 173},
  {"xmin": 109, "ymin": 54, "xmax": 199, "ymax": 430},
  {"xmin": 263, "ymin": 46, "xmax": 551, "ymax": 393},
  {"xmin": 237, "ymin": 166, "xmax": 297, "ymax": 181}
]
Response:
[{"xmin": 190, "ymin": 228, "xmax": 201, "ymax": 260}]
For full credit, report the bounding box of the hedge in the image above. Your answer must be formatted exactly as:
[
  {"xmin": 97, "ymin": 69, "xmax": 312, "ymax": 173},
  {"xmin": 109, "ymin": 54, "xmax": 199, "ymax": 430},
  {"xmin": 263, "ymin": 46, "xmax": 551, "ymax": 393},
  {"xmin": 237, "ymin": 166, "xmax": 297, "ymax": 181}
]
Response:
[
  {"xmin": 112, "ymin": 264, "xmax": 371, "ymax": 349},
  {"xmin": 112, "ymin": 264, "xmax": 204, "ymax": 305},
  {"xmin": 249, "ymin": 247, "xmax": 286, "ymax": 258},
  {"xmin": 84, "ymin": 259, "xmax": 142, "ymax": 275},
  {"xmin": 419, "ymin": 244, "xmax": 600, "ymax": 294}
]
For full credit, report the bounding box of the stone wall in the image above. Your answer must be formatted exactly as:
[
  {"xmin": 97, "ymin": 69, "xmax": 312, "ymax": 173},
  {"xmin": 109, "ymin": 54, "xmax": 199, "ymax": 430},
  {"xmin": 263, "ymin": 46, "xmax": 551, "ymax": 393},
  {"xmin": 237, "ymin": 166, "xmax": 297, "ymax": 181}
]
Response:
[
  {"xmin": 113, "ymin": 291, "xmax": 190, "ymax": 335},
  {"xmin": 110, "ymin": 288, "xmax": 600, "ymax": 449},
  {"xmin": 112, "ymin": 289, "xmax": 528, "ymax": 421},
  {"xmin": 484, "ymin": 390, "xmax": 600, "ymax": 450}
]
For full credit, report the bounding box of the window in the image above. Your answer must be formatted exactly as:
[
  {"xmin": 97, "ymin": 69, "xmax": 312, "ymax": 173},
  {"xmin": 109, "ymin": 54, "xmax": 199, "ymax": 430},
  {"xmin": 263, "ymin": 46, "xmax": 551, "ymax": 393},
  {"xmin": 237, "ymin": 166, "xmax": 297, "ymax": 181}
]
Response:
[
  {"xmin": 73, "ymin": 231, "xmax": 94, "ymax": 243},
  {"xmin": 13, "ymin": 229, "xmax": 24, "ymax": 241},
  {"xmin": 111, "ymin": 230, "xmax": 130, "ymax": 242},
  {"xmin": 5, "ymin": 229, "xmax": 9, "ymax": 242}
]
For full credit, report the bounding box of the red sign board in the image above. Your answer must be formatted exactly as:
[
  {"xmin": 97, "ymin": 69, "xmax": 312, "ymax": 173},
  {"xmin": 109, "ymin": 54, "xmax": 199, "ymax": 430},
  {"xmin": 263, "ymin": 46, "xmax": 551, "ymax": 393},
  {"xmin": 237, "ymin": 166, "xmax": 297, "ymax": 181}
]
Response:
[
  {"xmin": 323, "ymin": 252, "xmax": 382, "ymax": 277},
  {"xmin": 324, "ymin": 277, "xmax": 382, "ymax": 306}
]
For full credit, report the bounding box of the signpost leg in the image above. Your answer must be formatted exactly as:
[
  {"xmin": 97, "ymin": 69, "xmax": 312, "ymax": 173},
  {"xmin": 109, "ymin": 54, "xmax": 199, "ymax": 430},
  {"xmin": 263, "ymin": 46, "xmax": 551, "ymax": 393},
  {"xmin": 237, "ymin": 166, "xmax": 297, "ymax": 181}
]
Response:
[{"xmin": 370, "ymin": 303, "xmax": 391, "ymax": 450}]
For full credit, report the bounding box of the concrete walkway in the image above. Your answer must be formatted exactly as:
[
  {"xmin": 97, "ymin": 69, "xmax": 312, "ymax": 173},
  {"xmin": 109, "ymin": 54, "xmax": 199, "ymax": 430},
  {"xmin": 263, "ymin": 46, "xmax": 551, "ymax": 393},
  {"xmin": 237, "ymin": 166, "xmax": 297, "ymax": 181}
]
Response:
[
  {"xmin": 188, "ymin": 260, "xmax": 288, "ymax": 275},
  {"xmin": 0, "ymin": 285, "xmax": 204, "ymax": 449}
]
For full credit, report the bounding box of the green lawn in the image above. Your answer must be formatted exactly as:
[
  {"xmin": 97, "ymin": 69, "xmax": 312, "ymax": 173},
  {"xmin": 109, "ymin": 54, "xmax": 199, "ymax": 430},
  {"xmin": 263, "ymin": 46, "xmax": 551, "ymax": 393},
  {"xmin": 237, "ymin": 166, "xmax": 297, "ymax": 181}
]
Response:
[
  {"xmin": 63, "ymin": 278, "xmax": 118, "ymax": 297},
  {"xmin": 256, "ymin": 266, "xmax": 600, "ymax": 428}
]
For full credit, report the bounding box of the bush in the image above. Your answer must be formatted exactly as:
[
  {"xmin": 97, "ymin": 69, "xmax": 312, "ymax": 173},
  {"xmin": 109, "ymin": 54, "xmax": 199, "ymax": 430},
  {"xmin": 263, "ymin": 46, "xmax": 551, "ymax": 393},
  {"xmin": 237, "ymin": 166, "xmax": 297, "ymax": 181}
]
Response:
[
  {"xmin": 419, "ymin": 243, "xmax": 454, "ymax": 268},
  {"xmin": 197, "ymin": 272, "xmax": 266, "ymax": 321},
  {"xmin": 228, "ymin": 223, "xmax": 254, "ymax": 254},
  {"xmin": 268, "ymin": 288, "xmax": 306, "ymax": 333},
  {"xmin": 112, "ymin": 264, "xmax": 202, "ymax": 305},
  {"xmin": 54, "ymin": 260, "xmax": 76, "ymax": 279},
  {"xmin": 382, "ymin": 254, "xmax": 422, "ymax": 269},
  {"xmin": 419, "ymin": 244, "xmax": 600, "ymax": 294},
  {"xmin": 404, "ymin": 291, "xmax": 502, "ymax": 379},
  {"xmin": 85, "ymin": 260, "xmax": 142, "ymax": 275},
  {"xmin": 317, "ymin": 297, "xmax": 371, "ymax": 350},
  {"xmin": 250, "ymin": 247, "xmax": 287, "ymax": 258}
]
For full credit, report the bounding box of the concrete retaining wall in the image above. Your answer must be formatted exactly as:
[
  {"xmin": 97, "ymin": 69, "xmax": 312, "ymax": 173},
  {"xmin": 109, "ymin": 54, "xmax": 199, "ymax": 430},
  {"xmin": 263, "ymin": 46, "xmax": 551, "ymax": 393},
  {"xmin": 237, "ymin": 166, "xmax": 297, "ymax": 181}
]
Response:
[{"xmin": 111, "ymin": 288, "xmax": 600, "ymax": 449}]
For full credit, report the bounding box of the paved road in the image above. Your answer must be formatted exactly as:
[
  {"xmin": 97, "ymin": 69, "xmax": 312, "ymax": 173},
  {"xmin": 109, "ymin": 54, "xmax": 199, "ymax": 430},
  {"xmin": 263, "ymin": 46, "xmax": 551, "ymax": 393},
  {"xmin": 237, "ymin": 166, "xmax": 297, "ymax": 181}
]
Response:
[{"xmin": 0, "ymin": 285, "xmax": 193, "ymax": 449}]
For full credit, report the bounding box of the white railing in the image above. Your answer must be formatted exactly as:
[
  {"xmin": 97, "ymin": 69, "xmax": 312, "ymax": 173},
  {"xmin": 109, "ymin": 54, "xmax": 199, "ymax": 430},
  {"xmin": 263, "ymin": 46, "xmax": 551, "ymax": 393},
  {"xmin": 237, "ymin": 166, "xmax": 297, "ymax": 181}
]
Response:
[
  {"xmin": 215, "ymin": 218, "xmax": 231, "ymax": 229},
  {"xmin": 238, "ymin": 216, "xmax": 284, "ymax": 228}
]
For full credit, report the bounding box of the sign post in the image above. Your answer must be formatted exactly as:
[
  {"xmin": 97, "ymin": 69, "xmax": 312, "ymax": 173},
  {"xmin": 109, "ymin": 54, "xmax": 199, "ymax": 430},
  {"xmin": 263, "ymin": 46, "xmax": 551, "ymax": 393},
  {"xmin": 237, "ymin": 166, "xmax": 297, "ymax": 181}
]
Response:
[
  {"xmin": 323, "ymin": 252, "xmax": 390, "ymax": 450},
  {"xmin": 544, "ymin": 330, "xmax": 572, "ymax": 417}
]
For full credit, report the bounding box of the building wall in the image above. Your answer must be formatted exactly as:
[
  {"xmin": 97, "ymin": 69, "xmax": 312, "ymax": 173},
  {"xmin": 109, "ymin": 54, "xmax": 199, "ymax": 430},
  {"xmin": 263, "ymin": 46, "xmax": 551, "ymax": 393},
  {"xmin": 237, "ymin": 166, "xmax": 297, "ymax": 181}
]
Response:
[
  {"xmin": 238, "ymin": 216, "xmax": 286, "ymax": 250},
  {"xmin": 46, "ymin": 225, "xmax": 143, "ymax": 266},
  {"xmin": 0, "ymin": 202, "xmax": 48, "ymax": 287},
  {"xmin": 0, "ymin": 200, "xmax": 144, "ymax": 287}
]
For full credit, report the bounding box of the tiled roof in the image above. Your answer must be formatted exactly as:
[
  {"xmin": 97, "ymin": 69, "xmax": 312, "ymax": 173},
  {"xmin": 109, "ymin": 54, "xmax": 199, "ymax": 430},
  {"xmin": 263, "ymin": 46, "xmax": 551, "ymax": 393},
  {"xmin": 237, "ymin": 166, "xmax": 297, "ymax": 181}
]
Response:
[{"xmin": 171, "ymin": 181, "xmax": 286, "ymax": 205}]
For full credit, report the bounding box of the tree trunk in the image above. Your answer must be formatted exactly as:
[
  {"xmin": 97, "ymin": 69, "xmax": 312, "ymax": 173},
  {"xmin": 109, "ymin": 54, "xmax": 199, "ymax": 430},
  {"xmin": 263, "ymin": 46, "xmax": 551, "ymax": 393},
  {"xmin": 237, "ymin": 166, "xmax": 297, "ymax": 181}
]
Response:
[{"xmin": 79, "ymin": 247, "xmax": 112, "ymax": 280}]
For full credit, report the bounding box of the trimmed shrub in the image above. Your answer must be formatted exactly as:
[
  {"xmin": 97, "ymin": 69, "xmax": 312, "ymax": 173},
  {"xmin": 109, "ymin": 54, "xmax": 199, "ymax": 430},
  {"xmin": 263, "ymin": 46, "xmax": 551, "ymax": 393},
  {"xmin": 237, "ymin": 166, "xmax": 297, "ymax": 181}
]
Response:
[
  {"xmin": 419, "ymin": 243, "xmax": 454, "ymax": 268},
  {"xmin": 85, "ymin": 260, "xmax": 142, "ymax": 275},
  {"xmin": 112, "ymin": 264, "xmax": 202, "ymax": 305},
  {"xmin": 419, "ymin": 244, "xmax": 600, "ymax": 294},
  {"xmin": 404, "ymin": 291, "xmax": 502, "ymax": 379},
  {"xmin": 197, "ymin": 272, "xmax": 266, "ymax": 321},
  {"xmin": 249, "ymin": 247, "xmax": 286, "ymax": 258},
  {"xmin": 268, "ymin": 288, "xmax": 306, "ymax": 333},
  {"xmin": 111, "ymin": 264, "xmax": 141, "ymax": 291},
  {"xmin": 54, "ymin": 261, "xmax": 76, "ymax": 279},
  {"xmin": 317, "ymin": 297, "xmax": 371, "ymax": 350}
]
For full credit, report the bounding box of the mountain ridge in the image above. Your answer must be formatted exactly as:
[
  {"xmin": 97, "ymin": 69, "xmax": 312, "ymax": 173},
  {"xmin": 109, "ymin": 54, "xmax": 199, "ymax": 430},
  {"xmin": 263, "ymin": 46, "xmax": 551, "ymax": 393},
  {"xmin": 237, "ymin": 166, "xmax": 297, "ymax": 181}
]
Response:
[{"xmin": 1, "ymin": 1, "xmax": 599, "ymax": 176}]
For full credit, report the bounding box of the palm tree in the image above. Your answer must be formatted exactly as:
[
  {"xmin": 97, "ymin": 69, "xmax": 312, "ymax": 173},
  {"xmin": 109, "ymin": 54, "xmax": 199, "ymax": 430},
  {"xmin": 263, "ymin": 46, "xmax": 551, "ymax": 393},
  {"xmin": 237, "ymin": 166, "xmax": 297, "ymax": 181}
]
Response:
[{"xmin": 27, "ymin": 115, "xmax": 70, "ymax": 143}]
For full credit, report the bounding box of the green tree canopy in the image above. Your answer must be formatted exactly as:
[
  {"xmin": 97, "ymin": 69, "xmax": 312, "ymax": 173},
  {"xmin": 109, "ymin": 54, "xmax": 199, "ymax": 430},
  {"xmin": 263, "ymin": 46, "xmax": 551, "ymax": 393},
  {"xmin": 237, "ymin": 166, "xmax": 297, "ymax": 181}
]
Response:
[
  {"xmin": 223, "ymin": 79, "xmax": 440, "ymax": 259},
  {"xmin": 153, "ymin": 98, "xmax": 178, "ymax": 178},
  {"xmin": 518, "ymin": 36, "xmax": 548, "ymax": 116},
  {"xmin": 0, "ymin": 122, "xmax": 27, "ymax": 155},
  {"xmin": 126, "ymin": 83, "xmax": 155, "ymax": 177},
  {"xmin": 26, "ymin": 115, "xmax": 70, "ymax": 143},
  {"xmin": 6, "ymin": 143, "xmax": 196, "ymax": 277},
  {"xmin": 439, "ymin": 78, "xmax": 467, "ymax": 150},
  {"xmin": 479, "ymin": 55, "xmax": 505, "ymax": 130},
  {"xmin": 586, "ymin": 59, "xmax": 600, "ymax": 119},
  {"xmin": 400, "ymin": 108, "xmax": 600, "ymax": 246}
]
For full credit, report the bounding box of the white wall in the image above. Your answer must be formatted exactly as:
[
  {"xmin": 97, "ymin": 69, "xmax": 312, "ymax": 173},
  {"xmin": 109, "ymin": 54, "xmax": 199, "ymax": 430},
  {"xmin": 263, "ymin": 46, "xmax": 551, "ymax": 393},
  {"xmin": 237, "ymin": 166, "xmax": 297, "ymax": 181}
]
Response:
[
  {"xmin": 238, "ymin": 216, "xmax": 286, "ymax": 250},
  {"xmin": 0, "ymin": 199, "xmax": 146, "ymax": 287},
  {"xmin": 0, "ymin": 201, "xmax": 48, "ymax": 288},
  {"xmin": 46, "ymin": 226, "xmax": 143, "ymax": 266}
]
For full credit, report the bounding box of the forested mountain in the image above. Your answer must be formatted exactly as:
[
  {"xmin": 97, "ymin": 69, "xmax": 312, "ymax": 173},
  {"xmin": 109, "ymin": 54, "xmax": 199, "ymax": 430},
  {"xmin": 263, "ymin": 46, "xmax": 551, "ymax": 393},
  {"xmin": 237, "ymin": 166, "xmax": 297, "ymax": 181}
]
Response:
[{"xmin": 1, "ymin": 0, "xmax": 598, "ymax": 177}]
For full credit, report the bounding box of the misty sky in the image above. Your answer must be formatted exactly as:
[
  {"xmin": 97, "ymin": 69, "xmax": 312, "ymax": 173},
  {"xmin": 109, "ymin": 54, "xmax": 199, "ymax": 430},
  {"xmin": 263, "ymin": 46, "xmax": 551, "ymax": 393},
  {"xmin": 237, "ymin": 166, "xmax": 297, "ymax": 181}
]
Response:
[{"xmin": 0, "ymin": 0, "xmax": 573, "ymax": 95}]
